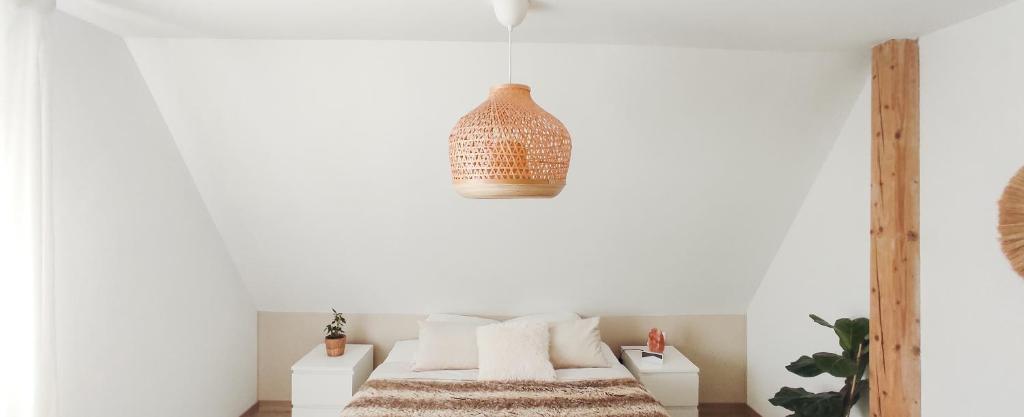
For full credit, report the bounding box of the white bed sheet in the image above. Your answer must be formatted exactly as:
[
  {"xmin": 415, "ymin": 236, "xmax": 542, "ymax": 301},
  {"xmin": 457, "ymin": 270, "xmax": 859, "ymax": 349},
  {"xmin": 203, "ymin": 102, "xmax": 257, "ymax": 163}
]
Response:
[{"xmin": 369, "ymin": 339, "xmax": 635, "ymax": 381}]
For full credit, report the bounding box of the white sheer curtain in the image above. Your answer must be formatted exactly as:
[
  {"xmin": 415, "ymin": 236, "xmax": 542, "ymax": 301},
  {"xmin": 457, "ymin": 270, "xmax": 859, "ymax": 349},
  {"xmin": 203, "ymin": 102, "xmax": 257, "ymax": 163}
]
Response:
[{"xmin": 1, "ymin": 1, "xmax": 57, "ymax": 416}]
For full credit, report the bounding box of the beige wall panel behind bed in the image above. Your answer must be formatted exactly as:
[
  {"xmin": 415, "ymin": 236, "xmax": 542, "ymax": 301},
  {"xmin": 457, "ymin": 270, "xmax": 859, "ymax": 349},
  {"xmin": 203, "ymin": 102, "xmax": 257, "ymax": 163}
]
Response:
[{"xmin": 258, "ymin": 312, "xmax": 745, "ymax": 403}]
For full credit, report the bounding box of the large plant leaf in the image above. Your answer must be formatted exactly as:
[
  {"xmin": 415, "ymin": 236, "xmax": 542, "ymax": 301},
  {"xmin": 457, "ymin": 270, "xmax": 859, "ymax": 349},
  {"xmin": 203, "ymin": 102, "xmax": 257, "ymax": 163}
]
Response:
[
  {"xmin": 770, "ymin": 387, "xmax": 843, "ymax": 417},
  {"xmin": 852, "ymin": 318, "xmax": 868, "ymax": 345},
  {"xmin": 796, "ymin": 392, "xmax": 844, "ymax": 417},
  {"xmin": 786, "ymin": 355, "xmax": 825, "ymax": 377},
  {"xmin": 770, "ymin": 387, "xmax": 814, "ymax": 411},
  {"xmin": 812, "ymin": 352, "xmax": 856, "ymax": 377},
  {"xmin": 809, "ymin": 314, "xmax": 834, "ymax": 328},
  {"xmin": 833, "ymin": 318, "xmax": 869, "ymax": 353}
]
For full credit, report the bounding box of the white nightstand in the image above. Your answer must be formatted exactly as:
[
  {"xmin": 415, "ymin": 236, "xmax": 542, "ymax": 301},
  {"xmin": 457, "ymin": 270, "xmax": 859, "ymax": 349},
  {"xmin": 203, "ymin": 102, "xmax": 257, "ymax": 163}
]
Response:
[
  {"xmin": 291, "ymin": 344, "xmax": 373, "ymax": 417},
  {"xmin": 620, "ymin": 346, "xmax": 700, "ymax": 417}
]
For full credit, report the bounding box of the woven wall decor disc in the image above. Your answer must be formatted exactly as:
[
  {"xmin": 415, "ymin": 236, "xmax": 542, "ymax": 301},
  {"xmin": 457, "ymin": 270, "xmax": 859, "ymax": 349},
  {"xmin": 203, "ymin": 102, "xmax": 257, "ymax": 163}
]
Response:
[
  {"xmin": 998, "ymin": 165, "xmax": 1024, "ymax": 278},
  {"xmin": 448, "ymin": 84, "xmax": 572, "ymax": 199}
]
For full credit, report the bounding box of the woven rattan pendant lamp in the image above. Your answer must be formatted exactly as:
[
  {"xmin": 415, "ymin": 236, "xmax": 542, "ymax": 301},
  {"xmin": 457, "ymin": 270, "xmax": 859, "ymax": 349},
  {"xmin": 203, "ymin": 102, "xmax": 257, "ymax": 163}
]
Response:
[{"xmin": 448, "ymin": 0, "xmax": 572, "ymax": 199}]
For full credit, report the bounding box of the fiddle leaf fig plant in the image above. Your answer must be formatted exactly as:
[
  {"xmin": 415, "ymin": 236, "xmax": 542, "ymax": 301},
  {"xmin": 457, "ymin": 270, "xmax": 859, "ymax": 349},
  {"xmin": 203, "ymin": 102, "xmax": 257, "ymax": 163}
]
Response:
[
  {"xmin": 769, "ymin": 315, "xmax": 869, "ymax": 417},
  {"xmin": 324, "ymin": 309, "xmax": 347, "ymax": 339}
]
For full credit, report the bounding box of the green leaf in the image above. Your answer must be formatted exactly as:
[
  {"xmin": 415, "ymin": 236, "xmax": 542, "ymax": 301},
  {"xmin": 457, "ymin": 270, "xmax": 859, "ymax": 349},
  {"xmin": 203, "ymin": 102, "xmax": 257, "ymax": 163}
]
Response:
[
  {"xmin": 833, "ymin": 318, "xmax": 869, "ymax": 353},
  {"xmin": 809, "ymin": 314, "xmax": 834, "ymax": 328},
  {"xmin": 770, "ymin": 387, "xmax": 814, "ymax": 411},
  {"xmin": 812, "ymin": 352, "xmax": 856, "ymax": 377},
  {"xmin": 797, "ymin": 394, "xmax": 844, "ymax": 417},
  {"xmin": 852, "ymin": 318, "xmax": 868, "ymax": 343},
  {"xmin": 786, "ymin": 356, "xmax": 824, "ymax": 377},
  {"xmin": 834, "ymin": 319, "xmax": 854, "ymax": 352},
  {"xmin": 769, "ymin": 387, "xmax": 844, "ymax": 417}
]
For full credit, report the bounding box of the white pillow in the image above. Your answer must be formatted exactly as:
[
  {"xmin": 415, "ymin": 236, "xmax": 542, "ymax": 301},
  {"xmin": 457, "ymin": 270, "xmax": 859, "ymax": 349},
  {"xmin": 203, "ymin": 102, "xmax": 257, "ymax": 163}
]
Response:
[
  {"xmin": 412, "ymin": 321, "xmax": 483, "ymax": 371},
  {"xmin": 548, "ymin": 317, "xmax": 609, "ymax": 369},
  {"xmin": 504, "ymin": 312, "xmax": 581, "ymax": 324},
  {"xmin": 476, "ymin": 322, "xmax": 556, "ymax": 381},
  {"xmin": 426, "ymin": 313, "xmax": 498, "ymax": 325}
]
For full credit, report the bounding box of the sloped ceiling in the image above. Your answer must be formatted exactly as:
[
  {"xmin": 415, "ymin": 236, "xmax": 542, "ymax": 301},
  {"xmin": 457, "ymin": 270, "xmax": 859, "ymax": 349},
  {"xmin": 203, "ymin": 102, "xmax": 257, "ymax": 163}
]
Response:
[
  {"xmin": 61, "ymin": 0, "xmax": 1015, "ymax": 50},
  {"xmin": 126, "ymin": 39, "xmax": 867, "ymax": 314}
]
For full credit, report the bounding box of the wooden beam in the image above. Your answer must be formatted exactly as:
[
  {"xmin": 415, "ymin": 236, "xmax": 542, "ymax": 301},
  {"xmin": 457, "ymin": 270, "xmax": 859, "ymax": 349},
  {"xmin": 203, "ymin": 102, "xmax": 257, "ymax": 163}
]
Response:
[{"xmin": 870, "ymin": 39, "xmax": 921, "ymax": 417}]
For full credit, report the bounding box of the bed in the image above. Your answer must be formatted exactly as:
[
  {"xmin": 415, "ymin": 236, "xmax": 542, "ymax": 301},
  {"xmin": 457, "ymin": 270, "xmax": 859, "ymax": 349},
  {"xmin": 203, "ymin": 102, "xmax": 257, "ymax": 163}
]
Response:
[{"xmin": 339, "ymin": 340, "xmax": 669, "ymax": 417}]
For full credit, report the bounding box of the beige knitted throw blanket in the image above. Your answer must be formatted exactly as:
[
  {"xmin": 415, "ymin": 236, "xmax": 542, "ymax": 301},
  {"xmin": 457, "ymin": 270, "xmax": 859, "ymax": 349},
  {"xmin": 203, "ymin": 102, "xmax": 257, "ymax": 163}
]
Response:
[{"xmin": 340, "ymin": 378, "xmax": 669, "ymax": 417}]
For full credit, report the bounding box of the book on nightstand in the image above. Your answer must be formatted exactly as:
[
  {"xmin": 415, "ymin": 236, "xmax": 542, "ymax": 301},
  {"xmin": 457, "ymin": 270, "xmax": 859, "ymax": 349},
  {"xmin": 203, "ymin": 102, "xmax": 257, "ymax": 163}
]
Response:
[
  {"xmin": 640, "ymin": 350, "xmax": 664, "ymax": 364},
  {"xmin": 622, "ymin": 347, "xmax": 665, "ymax": 365}
]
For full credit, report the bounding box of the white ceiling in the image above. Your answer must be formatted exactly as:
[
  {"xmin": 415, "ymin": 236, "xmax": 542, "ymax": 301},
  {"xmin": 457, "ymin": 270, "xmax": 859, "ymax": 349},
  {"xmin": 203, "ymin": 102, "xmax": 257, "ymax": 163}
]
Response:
[
  {"xmin": 62, "ymin": 0, "xmax": 1015, "ymax": 50},
  {"xmin": 125, "ymin": 38, "xmax": 866, "ymax": 314}
]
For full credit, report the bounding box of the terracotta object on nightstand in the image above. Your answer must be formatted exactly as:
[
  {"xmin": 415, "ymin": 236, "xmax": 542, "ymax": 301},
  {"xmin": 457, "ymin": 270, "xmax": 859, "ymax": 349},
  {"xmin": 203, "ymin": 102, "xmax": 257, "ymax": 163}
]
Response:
[
  {"xmin": 647, "ymin": 328, "xmax": 665, "ymax": 353},
  {"xmin": 325, "ymin": 335, "xmax": 347, "ymax": 357}
]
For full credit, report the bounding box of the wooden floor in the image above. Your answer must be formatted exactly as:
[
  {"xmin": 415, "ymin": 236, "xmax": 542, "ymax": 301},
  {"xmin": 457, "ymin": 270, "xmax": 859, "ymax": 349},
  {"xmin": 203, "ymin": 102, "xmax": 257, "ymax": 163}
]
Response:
[
  {"xmin": 699, "ymin": 403, "xmax": 762, "ymax": 417},
  {"xmin": 246, "ymin": 401, "xmax": 288, "ymax": 417},
  {"xmin": 248, "ymin": 401, "xmax": 761, "ymax": 417}
]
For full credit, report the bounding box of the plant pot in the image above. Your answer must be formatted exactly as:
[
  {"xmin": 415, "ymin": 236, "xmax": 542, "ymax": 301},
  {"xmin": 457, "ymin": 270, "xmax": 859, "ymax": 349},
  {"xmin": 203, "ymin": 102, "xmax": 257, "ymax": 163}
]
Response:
[{"xmin": 325, "ymin": 336, "xmax": 347, "ymax": 357}]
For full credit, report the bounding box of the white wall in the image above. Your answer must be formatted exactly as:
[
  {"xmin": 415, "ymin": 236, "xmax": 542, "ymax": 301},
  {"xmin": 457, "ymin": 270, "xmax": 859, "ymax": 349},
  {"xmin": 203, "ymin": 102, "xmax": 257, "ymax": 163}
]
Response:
[
  {"xmin": 749, "ymin": 1, "xmax": 1024, "ymax": 415},
  {"xmin": 47, "ymin": 13, "xmax": 256, "ymax": 417},
  {"xmin": 919, "ymin": 1, "xmax": 1024, "ymax": 416},
  {"xmin": 746, "ymin": 81, "xmax": 870, "ymax": 417},
  {"xmin": 124, "ymin": 39, "xmax": 867, "ymax": 315}
]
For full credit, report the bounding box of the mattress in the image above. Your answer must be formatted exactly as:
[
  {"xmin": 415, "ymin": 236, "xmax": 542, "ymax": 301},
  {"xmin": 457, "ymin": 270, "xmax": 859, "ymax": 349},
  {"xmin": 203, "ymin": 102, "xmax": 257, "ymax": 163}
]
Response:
[{"xmin": 369, "ymin": 339, "xmax": 635, "ymax": 381}]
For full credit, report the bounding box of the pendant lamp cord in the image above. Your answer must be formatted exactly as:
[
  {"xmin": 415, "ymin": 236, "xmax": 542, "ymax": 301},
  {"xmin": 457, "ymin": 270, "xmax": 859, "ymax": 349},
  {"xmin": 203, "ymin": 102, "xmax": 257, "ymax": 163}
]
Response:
[{"xmin": 507, "ymin": 26, "xmax": 513, "ymax": 84}]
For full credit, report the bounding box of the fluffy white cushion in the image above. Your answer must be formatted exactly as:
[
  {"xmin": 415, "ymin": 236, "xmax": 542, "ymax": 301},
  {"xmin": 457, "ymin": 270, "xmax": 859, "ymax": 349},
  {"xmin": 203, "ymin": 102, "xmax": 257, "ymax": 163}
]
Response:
[
  {"xmin": 476, "ymin": 321, "xmax": 556, "ymax": 381},
  {"xmin": 548, "ymin": 317, "xmax": 609, "ymax": 369},
  {"xmin": 412, "ymin": 321, "xmax": 484, "ymax": 371},
  {"xmin": 425, "ymin": 313, "xmax": 498, "ymax": 325},
  {"xmin": 504, "ymin": 312, "xmax": 581, "ymax": 324}
]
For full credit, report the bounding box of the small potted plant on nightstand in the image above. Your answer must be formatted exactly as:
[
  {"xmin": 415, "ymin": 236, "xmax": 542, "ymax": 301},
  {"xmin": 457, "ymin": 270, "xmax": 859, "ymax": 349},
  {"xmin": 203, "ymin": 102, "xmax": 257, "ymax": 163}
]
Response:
[{"xmin": 324, "ymin": 309, "xmax": 347, "ymax": 357}]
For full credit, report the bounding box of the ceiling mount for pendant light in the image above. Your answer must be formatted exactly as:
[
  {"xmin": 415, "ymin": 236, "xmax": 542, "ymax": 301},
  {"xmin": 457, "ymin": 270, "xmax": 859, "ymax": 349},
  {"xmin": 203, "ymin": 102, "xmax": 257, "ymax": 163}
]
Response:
[{"xmin": 448, "ymin": 0, "xmax": 572, "ymax": 199}]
